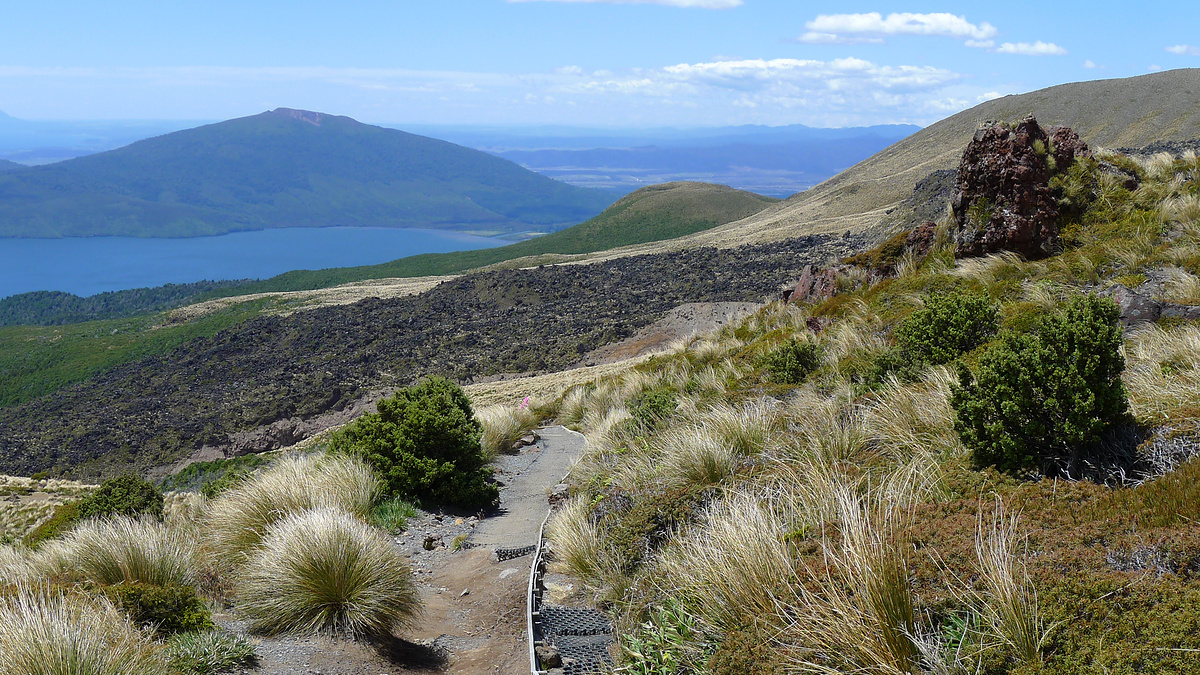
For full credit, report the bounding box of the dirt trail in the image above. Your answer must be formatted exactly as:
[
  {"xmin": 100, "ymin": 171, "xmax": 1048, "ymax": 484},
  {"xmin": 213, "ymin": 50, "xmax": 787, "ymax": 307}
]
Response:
[{"xmin": 228, "ymin": 426, "xmax": 587, "ymax": 675}]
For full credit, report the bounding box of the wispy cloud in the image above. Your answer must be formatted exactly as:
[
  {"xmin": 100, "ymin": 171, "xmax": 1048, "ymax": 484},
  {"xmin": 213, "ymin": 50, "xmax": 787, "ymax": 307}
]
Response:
[
  {"xmin": 796, "ymin": 12, "xmax": 997, "ymax": 45},
  {"xmin": 507, "ymin": 0, "xmax": 742, "ymax": 8},
  {"xmin": 1082, "ymin": 59, "xmax": 1098, "ymax": 69},
  {"xmin": 1166, "ymin": 44, "xmax": 1200, "ymax": 56},
  {"xmin": 996, "ymin": 41, "xmax": 1067, "ymax": 56},
  {"xmin": 0, "ymin": 60, "xmax": 968, "ymax": 126}
]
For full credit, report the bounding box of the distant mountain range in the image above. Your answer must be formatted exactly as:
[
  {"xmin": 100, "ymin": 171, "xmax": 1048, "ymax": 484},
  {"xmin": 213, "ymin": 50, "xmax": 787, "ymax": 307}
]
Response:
[
  {"xmin": 0, "ymin": 109, "xmax": 618, "ymax": 238},
  {"xmin": 0, "ymin": 159, "xmax": 22, "ymax": 173},
  {"xmin": 406, "ymin": 123, "xmax": 918, "ymax": 196}
]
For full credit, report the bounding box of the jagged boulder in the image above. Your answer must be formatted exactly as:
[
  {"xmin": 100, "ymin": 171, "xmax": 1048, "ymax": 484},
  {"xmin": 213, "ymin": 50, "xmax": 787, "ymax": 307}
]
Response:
[{"xmin": 952, "ymin": 116, "xmax": 1091, "ymax": 260}]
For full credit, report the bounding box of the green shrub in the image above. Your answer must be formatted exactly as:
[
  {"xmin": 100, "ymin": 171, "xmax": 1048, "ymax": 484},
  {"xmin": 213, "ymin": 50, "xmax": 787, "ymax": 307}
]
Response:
[
  {"xmin": 951, "ymin": 294, "xmax": 1128, "ymax": 472},
  {"xmin": 163, "ymin": 631, "xmax": 257, "ymax": 675},
  {"xmin": 103, "ymin": 582, "xmax": 213, "ymax": 635},
  {"xmin": 895, "ymin": 292, "xmax": 999, "ymax": 366},
  {"xmin": 23, "ymin": 500, "xmax": 80, "ymax": 548},
  {"xmin": 761, "ymin": 338, "xmax": 821, "ymax": 385},
  {"xmin": 77, "ymin": 474, "xmax": 164, "ymax": 522},
  {"xmin": 199, "ymin": 468, "xmax": 251, "ymax": 499},
  {"xmin": 631, "ymin": 387, "xmax": 678, "ymax": 428},
  {"xmin": 329, "ymin": 377, "xmax": 497, "ymax": 508},
  {"xmin": 707, "ymin": 623, "xmax": 785, "ymax": 675}
]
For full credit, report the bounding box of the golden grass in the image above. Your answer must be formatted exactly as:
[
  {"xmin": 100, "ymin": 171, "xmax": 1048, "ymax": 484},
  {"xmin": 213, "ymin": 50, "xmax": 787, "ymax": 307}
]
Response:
[
  {"xmin": 1123, "ymin": 323, "xmax": 1200, "ymax": 424},
  {"xmin": 0, "ymin": 475, "xmax": 95, "ymax": 543},
  {"xmin": 657, "ymin": 491, "xmax": 797, "ymax": 633},
  {"xmin": 203, "ymin": 453, "xmax": 379, "ymax": 571},
  {"xmin": 1160, "ymin": 266, "xmax": 1200, "ymax": 302},
  {"xmin": 779, "ymin": 483, "xmax": 918, "ymax": 674},
  {"xmin": 236, "ymin": 507, "xmax": 420, "ymax": 636},
  {"xmin": 0, "ymin": 586, "xmax": 166, "ymax": 675},
  {"xmin": 476, "ymin": 403, "xmax": 541, "ymax": 459},
  {"xmin": 44, "ymin": 516, "xmax": 197, "ymax": 588},
  {"xmin": 974, "ymin": 502, "xmax": 1045, "ymax": 665},
  {"xmin": 546, "ymin": 496, "xmax": 616, "ymax": 588}
]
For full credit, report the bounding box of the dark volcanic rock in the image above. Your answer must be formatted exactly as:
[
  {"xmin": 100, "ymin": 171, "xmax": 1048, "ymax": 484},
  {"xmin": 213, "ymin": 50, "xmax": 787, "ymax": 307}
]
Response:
[
  {"xmin": 0, "ymin": 234, "xmax": 862, "ymax": 479},
  {"xmin": 951, "ymin": 116, "xmax": 1091, "ymax": 260}
]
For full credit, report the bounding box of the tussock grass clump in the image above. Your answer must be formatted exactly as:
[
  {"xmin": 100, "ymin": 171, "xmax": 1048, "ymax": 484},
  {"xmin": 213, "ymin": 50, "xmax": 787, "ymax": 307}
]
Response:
[
  {"xmin": 476, "ymin": 402, "xmax": 541, "ymax": 458},
  {"xmin": 546, "ymin": 496, "xmax": 613, "ymax": 586},
  {"xmin": 46, "ymin": 516, "xmax": 196, "ymax": 587},
  {"xmin": 0, "ymin": 586, "xmax": 167, "ymax": 675},
  {"xmin": 557, "ymin": 385, "xmax": 589, "ymax": 426},
  {"xmin": 657, "ymin": 492, "xmax": 797, "ymax": 633},
  {"xmin": 0, "ymin": 544, "xmax": 34, "ymax": 585},
  {"xmin": 779, "ymin": 485, "xmax": 918, "ymax": 674},
  {"xmin": 974, "ymin": 504, "xmax": 1045, "ymax": 665},
  {"xmin": 236, "ymin": 507, "xmax": 420, "ymax": 637},
  {"xmin": 1124, "ymin": 323, "xmax": 1200, "ymax": 424},
  {"xmin": 203, "ymin": 453, "xmax": 379, "ymax": 570}
]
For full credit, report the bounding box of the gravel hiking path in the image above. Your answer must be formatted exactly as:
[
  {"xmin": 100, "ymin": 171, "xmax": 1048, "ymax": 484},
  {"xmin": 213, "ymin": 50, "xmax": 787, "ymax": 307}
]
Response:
[{"xmin": 221, "ymin": 426, "xmax": 586, "ymax": 675}]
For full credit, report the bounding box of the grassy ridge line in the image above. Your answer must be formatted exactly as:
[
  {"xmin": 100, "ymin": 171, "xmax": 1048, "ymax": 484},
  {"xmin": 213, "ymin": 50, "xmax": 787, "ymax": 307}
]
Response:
[{"xmin": 199, "ymin": 182, "xmax": 778, "ymax": 297}]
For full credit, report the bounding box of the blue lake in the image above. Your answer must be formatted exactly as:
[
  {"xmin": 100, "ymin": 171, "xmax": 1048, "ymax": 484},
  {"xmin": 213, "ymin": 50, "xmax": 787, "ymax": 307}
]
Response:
[{"xmin": 0, "ymin": 227, "xmax": 507, "ymax": 299}]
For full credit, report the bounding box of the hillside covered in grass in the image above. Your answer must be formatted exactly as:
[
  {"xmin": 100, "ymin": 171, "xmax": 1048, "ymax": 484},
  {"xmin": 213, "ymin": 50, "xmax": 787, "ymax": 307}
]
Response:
[
  {"xmin": 206, "ymin": 181, "xmax": 778, "ymax": 295},
  {"xmin": 525, "ymin": 135, "xmax": 1200, "ymax": 673},
  {"xmin": 0, "ymin": 108, "xmax": 617, "ymax": 238}
]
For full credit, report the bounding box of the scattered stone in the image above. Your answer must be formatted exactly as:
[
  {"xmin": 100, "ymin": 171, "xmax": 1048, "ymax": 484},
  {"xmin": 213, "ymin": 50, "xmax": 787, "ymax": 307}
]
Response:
[
  {"xmin": 459, "ymin": 588, "xmax": 470, "ymax": 597},
  {"xmin": 423, "ymin": 535, "xmax": 442, "ymax": 551},
  {"xmin": 536, "ymin": 644, "xmax": 563, "ymax": 668},
  {"xmin": 1101, "ymin": 284, "xmax": 1162, "ymax": 326},
  {"xmin": 548, "ymin": 483, "xmax": 570, "ymax": 505},
  {"xmin": 952, "ymin": 116, "xmax": 1090, "ymax": 260}
]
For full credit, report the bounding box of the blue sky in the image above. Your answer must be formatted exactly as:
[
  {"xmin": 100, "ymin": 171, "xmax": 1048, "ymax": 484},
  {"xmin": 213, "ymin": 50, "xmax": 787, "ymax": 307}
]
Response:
[{"xmin": 1, "ymin": 0, "xmax": 1196, "ymax": 128}]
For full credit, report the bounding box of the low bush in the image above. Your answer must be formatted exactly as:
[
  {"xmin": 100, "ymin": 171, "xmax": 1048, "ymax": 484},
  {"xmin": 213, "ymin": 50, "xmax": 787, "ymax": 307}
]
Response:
[
  {"xmin": 951, "ymin": 294, "xmax": 1128, "ymax": 472},
  {"xmin": 707, "ymin": 623, "xmax": 785, "ymax": 675},
  {"xmin": 0, "ymin": 587, "xmax": 167, "ymax": 675},
  {"xmin": 163, "ymin": 631, "xmax": 257, "ymax": 675},
  {"xmin": 23, "ymin": 500, "xmax": 80, "ymax": 549},
  {"xmin": 235, "ymin": 508, "xmax": 420, "ymax": 636},
  {"xmin": 760, "ymin": 338, "xmax": 821, "ymax": 385},
  {"xmin": 895, "ymin": 291, "xmax": 999, "ymax": 366},
  {"xmin": 630, "ymin": 387, "xmax": 678, "ymax": 429},
  {"xmin": 77, "ymin": 473, "xmax": 164, "ymax": 522},
  {"xmin": 329, "ymin": 377, "xmax": 497, "ymax": 508},
  {"xmin": 103, "ymin": 582, "xmax": 213, "ymax": 635}
]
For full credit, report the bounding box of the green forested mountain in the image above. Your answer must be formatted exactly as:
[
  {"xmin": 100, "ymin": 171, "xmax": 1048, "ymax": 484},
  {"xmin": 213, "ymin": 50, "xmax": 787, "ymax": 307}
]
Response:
[
  {"xmin": 0, "ymin": 108, "xmax": 617, "ymax": 238},
  {"xmin": 0, "ymin": 159, "xmax": 23, "ymax": 173}
]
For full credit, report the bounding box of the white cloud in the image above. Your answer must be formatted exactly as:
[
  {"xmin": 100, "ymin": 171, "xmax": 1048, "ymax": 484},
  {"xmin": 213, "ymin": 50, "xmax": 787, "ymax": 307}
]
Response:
[
  {"xmin": 1166, "ymin": 44, "xmax": 1200, "ymax": 56},
  {"xmin": 795, "ymin": 32, "xmax": 884, "ymax": 45},
  {"xmin": 977, "ymin": 91, "xmax": 1005, "ymax": 102},
  {"xmin": 996, "ymin": 41, "xmax": 1067, "ymax": 56},
  {"xmin": 1082, "ymin": 59, "xmax": 1097, "ymax": 69},
  {"xmin": 1149, "ymin": 64, "xmax": 1163, "ymax": 72},
  {"xmin": 0, "ymin": 59, "xmax": 966, "ymax": 126},
  {"xmin": 803, "ymin": 12, "xmax": 997, "ymax": 41},
  {"xmin": 965, "ymin": 39, "xmax": 994, "ymax": 49},
  {"xmin": 506, "ymin": 0, "xmax": 742, "ymax": 7}
]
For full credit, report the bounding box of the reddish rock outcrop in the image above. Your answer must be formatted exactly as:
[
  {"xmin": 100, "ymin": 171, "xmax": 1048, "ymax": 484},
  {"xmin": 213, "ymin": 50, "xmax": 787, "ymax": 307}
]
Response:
[
  {"xmin": 952, "ymin": 116, "xmax": 1091, "ymax": 260},
  {"xmin": 786, "ymin": 264, "xmax": 851, "ymax": 304}
]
